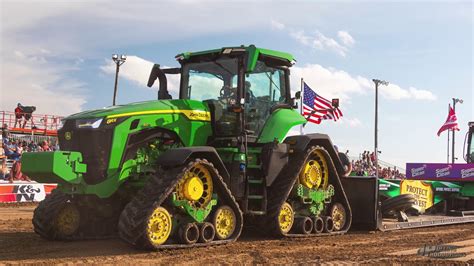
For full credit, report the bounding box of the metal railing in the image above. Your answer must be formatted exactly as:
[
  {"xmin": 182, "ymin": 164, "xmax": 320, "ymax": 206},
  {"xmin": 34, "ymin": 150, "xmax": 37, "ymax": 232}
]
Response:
[{"xmin": 1, "ymin": 111, "xmax": 63, "ymax": 136}]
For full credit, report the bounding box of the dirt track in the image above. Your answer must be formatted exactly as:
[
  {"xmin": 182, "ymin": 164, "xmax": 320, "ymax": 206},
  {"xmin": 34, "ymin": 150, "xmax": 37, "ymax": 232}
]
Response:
[{"xmin": 1, "ymin": 205, "xmax": 474, "ymax": 264}]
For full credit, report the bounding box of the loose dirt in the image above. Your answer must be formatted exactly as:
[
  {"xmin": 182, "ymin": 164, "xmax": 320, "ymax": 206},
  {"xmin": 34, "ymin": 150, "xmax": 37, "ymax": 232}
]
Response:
[{"xmin": 1, "ymin": 204, "xmax": 473, "ymax": 264}]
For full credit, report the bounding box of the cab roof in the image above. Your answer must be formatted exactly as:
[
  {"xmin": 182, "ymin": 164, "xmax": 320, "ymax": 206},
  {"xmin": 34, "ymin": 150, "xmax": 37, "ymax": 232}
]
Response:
[{"xmin": 175, "ymin": 45, "xmax": 295, "ymax": 72}]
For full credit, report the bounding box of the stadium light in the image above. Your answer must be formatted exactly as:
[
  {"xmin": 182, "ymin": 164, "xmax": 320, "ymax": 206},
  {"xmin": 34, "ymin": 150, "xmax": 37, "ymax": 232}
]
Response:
[
  {"xmin": 372, "ymin": 79, "xmax": 389, "ymax": 178},
  {"xmin": 451, "ymin": 97, "xmax": 463, "ymax": 163},
  {"xmin": 112, "ymin": 54, "xmax": 127, "ymax": 106}
]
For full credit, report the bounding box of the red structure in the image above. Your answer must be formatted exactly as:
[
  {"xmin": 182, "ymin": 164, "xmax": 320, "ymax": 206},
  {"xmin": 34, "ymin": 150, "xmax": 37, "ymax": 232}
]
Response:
[{"xmin": 1, "ymin": 111, "xmax": 63, "ymax": 136}]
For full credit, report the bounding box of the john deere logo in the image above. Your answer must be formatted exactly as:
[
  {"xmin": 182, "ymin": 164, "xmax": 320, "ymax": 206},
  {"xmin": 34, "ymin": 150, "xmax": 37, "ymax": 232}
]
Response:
[{"xmin": 65, "ymin": 132, "xmax": 72, "ymax": 140}]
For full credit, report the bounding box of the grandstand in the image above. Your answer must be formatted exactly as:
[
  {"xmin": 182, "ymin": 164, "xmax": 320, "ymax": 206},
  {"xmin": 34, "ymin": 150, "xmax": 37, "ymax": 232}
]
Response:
[{"xmin": 1, "ymin": 109, "xmax": 61, "ymax": 188}]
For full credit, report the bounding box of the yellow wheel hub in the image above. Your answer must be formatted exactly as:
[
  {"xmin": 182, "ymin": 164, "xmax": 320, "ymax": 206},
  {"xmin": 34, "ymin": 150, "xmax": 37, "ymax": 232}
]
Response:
[
  {"xmin": 55, "ymin": 204, "xmax": 80, "ymax": 236},
  {"xmin": 278, "ymin": 202, "xmax": 294, "ymax": 234},
  {"xmin": 331, "ymin": 203, "xmax": 346, "ymax": 231},
  {"xmin": 147, "ymin": 206, "xmax": 172, "ymax": 246},
  {"xmin": 183, "ymin": 176, "xmax": 204, "ymax": 201},
  {"xmin": 214, "ymin": 206, "xmax": 236, "ymax": 240},
  {"xmin": 176, "ymin": 162, "xmax": 213, "ymax": 208},
  {"xmin": 299, "ymin": 150, "xmax": 329, "ymax": 189}
]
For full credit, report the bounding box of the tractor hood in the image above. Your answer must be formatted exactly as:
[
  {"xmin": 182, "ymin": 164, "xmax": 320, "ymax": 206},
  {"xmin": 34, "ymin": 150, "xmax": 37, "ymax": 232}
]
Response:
[{"xmin": 66, "ymin": 99, "xmax": 211, "ymax": 121}]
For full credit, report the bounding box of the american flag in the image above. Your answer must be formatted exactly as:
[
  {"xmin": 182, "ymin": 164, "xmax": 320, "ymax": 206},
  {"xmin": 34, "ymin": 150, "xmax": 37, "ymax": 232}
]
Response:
[{"xmin": 302, "ymin": 82, "xmax": 343, "ymax": 124}]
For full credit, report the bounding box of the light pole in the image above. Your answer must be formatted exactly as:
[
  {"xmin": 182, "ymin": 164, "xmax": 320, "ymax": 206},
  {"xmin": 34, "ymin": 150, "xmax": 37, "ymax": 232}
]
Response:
[
  {"xmin": 112, "ymin": 54, "xmax": 127, "ymax": 106},
  {"xmin": 452, "ymin": 98, "xmax": 463, "ymax": 163},
  {"xmin": 372, "ymin": 79, "xmax": 389, "ymax": 178}
]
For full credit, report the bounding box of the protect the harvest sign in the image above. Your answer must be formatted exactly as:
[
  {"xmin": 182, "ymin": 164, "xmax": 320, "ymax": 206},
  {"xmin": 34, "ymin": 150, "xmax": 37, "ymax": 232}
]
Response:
[{"xmin": 400, "ymin": 180, "xmax": 434, "ymax": 210}]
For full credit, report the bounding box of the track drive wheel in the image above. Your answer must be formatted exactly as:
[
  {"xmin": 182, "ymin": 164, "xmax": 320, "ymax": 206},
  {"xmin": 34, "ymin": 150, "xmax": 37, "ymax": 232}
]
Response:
[
  {"xmin": 299, "ymin": 149, "xmax": 329, "ymax": 190},
  {"xmin": 213, "ymin": 205, "xmax": 236, "ymax": 240},
  {"xmin": 330, "ymin": 203, "xmax": 347, "ymax": 231},
  {"xmin": 278, "ymin": 202, "xmax": 295, "ymax": 234}
]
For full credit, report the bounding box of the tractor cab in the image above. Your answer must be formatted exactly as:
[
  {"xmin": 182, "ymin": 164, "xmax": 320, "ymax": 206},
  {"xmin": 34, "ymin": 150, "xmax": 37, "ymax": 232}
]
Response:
[
  {"xmin": 465, "ymin": 122, "xmax": 474, "ymax": 163},
  {"xmin": 149, "ymin": 45, "xmax": 299, "ymax": 143}
]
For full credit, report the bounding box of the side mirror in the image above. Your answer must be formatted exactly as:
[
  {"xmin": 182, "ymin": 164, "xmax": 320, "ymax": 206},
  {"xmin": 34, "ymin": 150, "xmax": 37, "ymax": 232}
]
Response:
[
  {"xmin": 291, "ymin": 98, "xmax": 299, "ymax": 109},
  {"xmin": 295, "ymin": 91, "xmax": 301, "ymax": 100}
]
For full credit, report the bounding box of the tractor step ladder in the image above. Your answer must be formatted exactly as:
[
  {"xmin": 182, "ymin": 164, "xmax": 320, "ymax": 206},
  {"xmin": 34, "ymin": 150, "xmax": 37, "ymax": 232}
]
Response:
[{"xmin": 246, "ymin": 175, "xmax": 267, "ymax": 215}]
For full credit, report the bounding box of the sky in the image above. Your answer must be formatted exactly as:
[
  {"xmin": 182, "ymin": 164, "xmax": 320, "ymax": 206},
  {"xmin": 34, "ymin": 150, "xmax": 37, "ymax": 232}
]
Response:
[{"xmin": 0, "ymin": 0, "xmax": 472, "ymax": 168}]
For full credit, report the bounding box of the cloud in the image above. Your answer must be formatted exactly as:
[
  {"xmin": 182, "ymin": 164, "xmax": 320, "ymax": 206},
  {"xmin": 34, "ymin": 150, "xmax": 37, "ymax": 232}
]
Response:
[
  {"xmin": 291, "ymin": 64, "xmax": 370, "ymax": 100},
  {"xmin": 0, "ymin": 49, "xmax": 86, "ymax": 116},
  {"xmin": 313, "ymin": 31, "xmax": 349, "ymax": 57},
  {"xmin": 344, "ymin": 118, "xmax": 362, "ymax": 127},
  {"xmin": 270, "ymin": 19, "xmax": 285, "ymax": 30},
  {"xmin": 337, "ymin": 31, "xmax": 355, "ymax": 47},
  {"xmin": 100, "ymin": 56, "xmax": 181, "ymax": 96},
  {"xmin": 380, "ymin": 84, "xmax": 437, "ymax": 101},
  {"xmin": 272, "ymin": 20, "xmax": 353, "ymax": 57},
  {"xmin": 290, "ymin": 64, "xmax": 436, "ymax": 102},
  {"xmin": 408, "ymin": 87, "xmax": 437, "ymax": 101}
]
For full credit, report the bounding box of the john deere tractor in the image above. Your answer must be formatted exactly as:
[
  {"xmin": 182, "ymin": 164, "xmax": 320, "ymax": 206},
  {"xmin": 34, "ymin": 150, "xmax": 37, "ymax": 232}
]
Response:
[{"xmin": 22, "ymin": 45, "xmax": 352, "ymax": 249}]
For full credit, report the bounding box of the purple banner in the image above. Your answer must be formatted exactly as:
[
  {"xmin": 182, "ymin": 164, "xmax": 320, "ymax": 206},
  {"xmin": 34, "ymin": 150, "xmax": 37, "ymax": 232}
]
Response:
[{"xmin": 406, "ymin": 163, "xmax": 474, "ymax": 181}]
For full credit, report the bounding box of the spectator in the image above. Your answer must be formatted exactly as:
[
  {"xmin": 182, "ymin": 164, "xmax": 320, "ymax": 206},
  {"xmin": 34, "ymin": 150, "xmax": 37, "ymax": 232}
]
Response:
[
  {"xmin": 0, "ymin": 159, "xmax": 10, "ymax": 181},
  {"xmin": 3, "ymin": 139, "xmax": 21, "ymax": 160},
  {"xmin": 14, "ymin": 103, "xmax": 24, "ymax": 128},
  {"xmin": 350, "ymin": 150, "xmax": 405, "ymax": 179},
  {"xmin": 2, "ymin": 124, "xmax": 9, "ymax": 140},
  {"xmin": 41, "ymin": 140, "xmax": 50, "ymax": 151},
  {"xmin": 0, "ymin": 135, "xmax": 4, "ymax": 159},
  {"xmin": 9, "ymin": 160, "xmax": 30, "ymax": 183}
]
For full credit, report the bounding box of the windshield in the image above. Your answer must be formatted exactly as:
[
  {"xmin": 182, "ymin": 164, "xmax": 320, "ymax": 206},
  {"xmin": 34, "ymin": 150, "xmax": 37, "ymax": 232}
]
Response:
[{"xmin": 181, "ymin": 58, "xmax": 238, "ymax": 101}]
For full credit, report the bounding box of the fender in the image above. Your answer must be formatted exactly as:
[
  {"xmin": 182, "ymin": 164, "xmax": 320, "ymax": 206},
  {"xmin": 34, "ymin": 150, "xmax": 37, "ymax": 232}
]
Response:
[
  {"xmin": 156, "ymin": 146, "xmax": 231, "ymax": 183},
  {"xmin": 284, "ymin": 133, "xmax": 346, "ymax": 177}
]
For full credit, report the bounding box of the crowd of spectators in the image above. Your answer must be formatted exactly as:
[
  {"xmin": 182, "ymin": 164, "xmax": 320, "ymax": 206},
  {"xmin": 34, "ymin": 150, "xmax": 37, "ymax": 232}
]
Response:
[
  {"xmin": 1, "ymin": 125, "xmax": 58, "ymax": 183},
  {"xmin": 349, "ymin": 150, "xmax": 405, "ymax": 179}
]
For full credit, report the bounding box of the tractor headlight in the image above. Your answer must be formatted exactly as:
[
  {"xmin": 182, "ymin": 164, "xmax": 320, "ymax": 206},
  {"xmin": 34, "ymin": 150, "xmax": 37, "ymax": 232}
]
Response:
[{"xmin": 76, "ymin": 118, "xmax": 103, "ymax": 129}]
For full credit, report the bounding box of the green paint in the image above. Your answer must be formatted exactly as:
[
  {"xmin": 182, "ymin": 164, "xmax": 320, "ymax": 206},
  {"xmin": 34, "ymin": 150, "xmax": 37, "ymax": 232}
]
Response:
[
  {"xmin": 295, "ymin": 184, "xmax": 334, "ymax": 216},
  {"xmin": 22, "ymin": 151, "xmax": 86, "ymax": 184},
  {"xmin": 258, "ymin": 109, "xmax": 307, "ymax": 143},
  {"xmin": 461, "ymin": 183, "xmax": 474, "ymax": 197},
  {"xmin": 171, "ymin": 193, "xmax": 217, "ymax": 223},
  {"xmin": 175, "ymin": 45, "xmax": 295, "ymax": 73}
]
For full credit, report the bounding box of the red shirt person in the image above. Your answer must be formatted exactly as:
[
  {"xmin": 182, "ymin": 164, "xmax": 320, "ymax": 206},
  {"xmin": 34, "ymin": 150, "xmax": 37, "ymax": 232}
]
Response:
[{"xmin": 14, "ymin": 103, "xmax": 23, "ymax": 128}]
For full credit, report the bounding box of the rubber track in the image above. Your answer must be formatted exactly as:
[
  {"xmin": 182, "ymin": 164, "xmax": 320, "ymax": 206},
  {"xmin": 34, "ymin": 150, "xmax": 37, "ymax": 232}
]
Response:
[
  {"xmin": 33, "ymin": 189, "xmax": 120, "ymax": 240},
  {"xmin": 118, "ymin": 158, "xmax": 243, "ymax": 250},
  {"xmin": 33, "ymin": 189, "xmax": 68, "ymax": 240},
  {"xmin": 264, "ymin": 145, "xmax": 352, "ymax": 238}
]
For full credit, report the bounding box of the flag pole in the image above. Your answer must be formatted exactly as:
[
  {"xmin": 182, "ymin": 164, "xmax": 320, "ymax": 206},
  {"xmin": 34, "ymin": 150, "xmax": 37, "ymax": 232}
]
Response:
[
  {"xmin": 447, "ymin": 129, "xmax": 450, "ymax": 163},
  {"xmin": 300, "ymin": 78, "xmax": 304, "ymax": 134}
]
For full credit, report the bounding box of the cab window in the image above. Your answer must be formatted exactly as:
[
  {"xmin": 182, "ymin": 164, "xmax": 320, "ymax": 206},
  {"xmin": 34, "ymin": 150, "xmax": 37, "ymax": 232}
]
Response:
[{"xmin": 244, "ymin": 61, "xmax": 287, "ymax": 135}]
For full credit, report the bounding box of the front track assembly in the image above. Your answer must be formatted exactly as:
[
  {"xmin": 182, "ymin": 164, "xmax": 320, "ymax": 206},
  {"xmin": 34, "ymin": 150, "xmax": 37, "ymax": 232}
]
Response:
[{"xmin": 118, "ymin": 158, "xmax": 243, "ymax": 250}]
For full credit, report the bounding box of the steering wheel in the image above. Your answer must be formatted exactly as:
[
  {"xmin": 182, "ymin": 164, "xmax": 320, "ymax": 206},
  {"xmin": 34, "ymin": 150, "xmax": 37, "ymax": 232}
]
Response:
[{"xmin": 219, "ymin": 85, "xmax": 236, "ymax": 104}]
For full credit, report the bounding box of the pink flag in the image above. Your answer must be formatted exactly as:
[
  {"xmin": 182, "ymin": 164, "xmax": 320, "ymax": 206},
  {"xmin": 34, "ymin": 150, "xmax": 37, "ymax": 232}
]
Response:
[{"xmin": 437, "ymin": 104, "xmax": 460, "ymax": 136}]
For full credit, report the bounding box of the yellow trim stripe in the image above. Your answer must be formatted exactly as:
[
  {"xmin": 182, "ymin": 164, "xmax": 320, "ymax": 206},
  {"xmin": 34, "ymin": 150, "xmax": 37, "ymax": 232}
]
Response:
[{"xmin": 106, "ymin": 109, "xmax": 211, "ymax": 121}]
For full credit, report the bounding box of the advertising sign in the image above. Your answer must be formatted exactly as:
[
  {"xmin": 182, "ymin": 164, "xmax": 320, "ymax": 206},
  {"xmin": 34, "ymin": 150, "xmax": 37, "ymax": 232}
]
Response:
[
  {"xmin": 406, "ymin": 163, "xmax": 474, "ymax": 181},
  {"xmin": 400, "ymin": 180, "xmax": 434, "ymax": 210},
  {"xmin": 0, "ymin": 183, "xmax": 57, "ymax": 203}
]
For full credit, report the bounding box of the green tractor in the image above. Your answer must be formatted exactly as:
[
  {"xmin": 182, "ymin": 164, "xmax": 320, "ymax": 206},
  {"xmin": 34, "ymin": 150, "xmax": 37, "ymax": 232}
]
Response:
[{"xmin": 22, "ymin": 45, "xmax": 352, "ymax": 249}]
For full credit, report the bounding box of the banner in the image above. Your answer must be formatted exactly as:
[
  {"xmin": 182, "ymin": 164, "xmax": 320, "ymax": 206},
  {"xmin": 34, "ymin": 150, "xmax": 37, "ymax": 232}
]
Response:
[
  {"xmin": 0, "ymin": 183, "xmax": 57, "ymax": 203},
  {"xmin": 400, "ymin": 180, "xmax": 434, "ymax": 210},
  {"xmin": 406, "ymin": 163, "xmax": 474, "ymax": 181}
]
